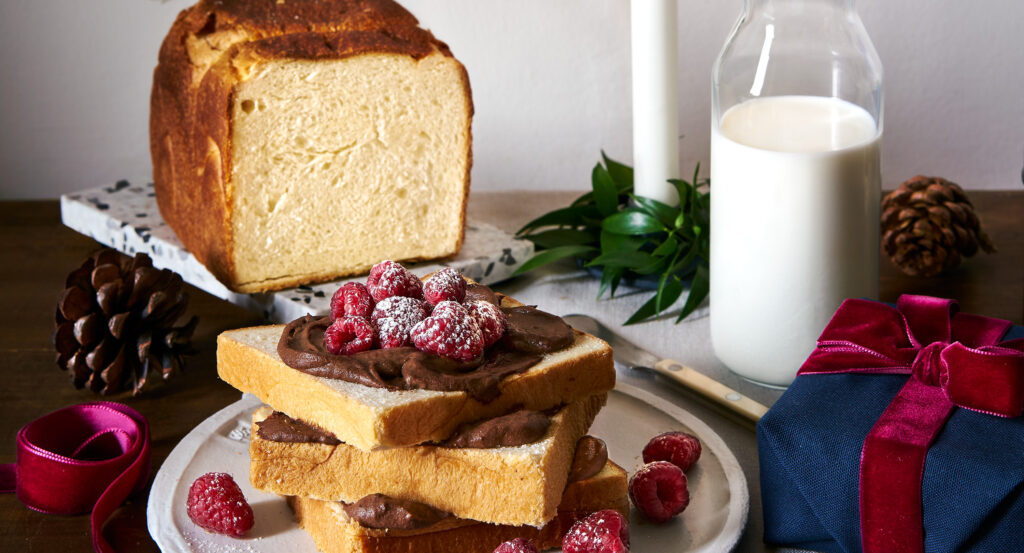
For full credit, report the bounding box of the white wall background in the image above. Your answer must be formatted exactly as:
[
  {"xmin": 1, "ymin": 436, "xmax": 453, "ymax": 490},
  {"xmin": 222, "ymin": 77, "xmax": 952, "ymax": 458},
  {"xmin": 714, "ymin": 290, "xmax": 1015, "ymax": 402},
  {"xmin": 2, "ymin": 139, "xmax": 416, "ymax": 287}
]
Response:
[{"xmin": 1, "ymin": 0, "xmax": 1022, "ymax": 199}]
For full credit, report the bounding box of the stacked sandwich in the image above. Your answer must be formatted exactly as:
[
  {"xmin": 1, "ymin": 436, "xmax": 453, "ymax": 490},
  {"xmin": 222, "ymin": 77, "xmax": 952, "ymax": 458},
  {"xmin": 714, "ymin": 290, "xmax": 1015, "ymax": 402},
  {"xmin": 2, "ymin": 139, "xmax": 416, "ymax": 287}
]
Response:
[{"xmin": 216, "ymin": 261, "xmax": 623, "ymax": 552}]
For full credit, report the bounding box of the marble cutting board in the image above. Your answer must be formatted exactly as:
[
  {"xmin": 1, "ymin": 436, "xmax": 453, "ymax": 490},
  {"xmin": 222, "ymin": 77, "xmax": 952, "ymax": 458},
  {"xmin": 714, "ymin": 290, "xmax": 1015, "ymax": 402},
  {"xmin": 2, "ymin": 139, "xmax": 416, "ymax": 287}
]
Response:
[{"xmin": 59, "ymin": 180, "xmax": 534, "ymax": 323}]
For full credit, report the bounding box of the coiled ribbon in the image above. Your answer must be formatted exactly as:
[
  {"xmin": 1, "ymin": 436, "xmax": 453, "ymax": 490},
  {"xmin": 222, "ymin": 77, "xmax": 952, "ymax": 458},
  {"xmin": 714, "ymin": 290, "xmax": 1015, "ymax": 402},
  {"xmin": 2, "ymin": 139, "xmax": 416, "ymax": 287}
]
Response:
[{"xmin": 0, "ymin": 401, "xmax": 151, "ymax": 553}]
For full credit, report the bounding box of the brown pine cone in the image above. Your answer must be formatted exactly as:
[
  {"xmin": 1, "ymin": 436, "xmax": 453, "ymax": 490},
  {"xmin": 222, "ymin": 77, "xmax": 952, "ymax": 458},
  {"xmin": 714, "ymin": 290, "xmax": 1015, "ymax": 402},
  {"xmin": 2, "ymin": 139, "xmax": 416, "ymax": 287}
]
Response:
[
  {"xmin": 881, "ymin": 176, "xmax": 996, "ymax": 277},
  {"xmin": 54, "ymin": 249, "xmax": 198, "ymax": 395}
]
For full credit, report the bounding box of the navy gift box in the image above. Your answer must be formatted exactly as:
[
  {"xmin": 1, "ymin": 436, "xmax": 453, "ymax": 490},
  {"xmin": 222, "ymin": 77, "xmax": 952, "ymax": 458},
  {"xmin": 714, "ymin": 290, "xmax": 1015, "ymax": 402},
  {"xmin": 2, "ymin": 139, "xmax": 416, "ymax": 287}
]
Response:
[{"xmin": 757, "ymin": 305, "xmax": 1024, "ymax": 553}]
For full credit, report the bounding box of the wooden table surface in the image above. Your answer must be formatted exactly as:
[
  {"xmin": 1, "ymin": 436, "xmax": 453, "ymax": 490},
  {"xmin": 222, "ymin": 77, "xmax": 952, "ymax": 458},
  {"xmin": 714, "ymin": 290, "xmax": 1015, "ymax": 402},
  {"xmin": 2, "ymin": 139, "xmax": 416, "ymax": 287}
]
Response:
[{"xmin": 1, "ymin": 191, "xmax": 1021, "ymax": 552}]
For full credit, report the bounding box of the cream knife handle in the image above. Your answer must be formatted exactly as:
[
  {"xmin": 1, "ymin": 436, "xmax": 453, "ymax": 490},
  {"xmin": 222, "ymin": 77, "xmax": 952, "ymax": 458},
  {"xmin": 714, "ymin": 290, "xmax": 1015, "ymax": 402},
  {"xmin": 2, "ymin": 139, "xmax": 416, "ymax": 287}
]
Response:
[{"xmin": 652, "ymin": 359, "xmax": 769, "ymax": 423}]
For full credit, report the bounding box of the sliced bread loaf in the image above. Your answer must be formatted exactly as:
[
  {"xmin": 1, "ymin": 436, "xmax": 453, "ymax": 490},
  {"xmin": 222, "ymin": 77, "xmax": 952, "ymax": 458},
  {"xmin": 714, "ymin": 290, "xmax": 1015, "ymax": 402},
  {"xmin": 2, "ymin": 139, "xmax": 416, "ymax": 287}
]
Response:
[{"xmin": 151, "ymin": 0, "xmax": 472, "ymax": 292}]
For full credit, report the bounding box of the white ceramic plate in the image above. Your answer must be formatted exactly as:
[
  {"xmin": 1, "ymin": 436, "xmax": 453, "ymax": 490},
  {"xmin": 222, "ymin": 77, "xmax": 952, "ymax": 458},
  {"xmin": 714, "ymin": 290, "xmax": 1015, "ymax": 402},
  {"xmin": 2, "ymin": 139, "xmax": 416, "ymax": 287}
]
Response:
[{"xmin": 147, "ymin": 383, "xmax": 748, "ymax": 553}]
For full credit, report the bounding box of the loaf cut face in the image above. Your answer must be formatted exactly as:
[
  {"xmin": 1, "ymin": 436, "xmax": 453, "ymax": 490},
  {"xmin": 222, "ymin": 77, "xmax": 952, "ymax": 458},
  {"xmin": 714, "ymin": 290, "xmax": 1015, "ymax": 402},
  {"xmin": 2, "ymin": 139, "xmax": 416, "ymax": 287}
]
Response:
[
  {"xmin": 151, "ymin": 0, "xmax": 472, "ymax": 292},
  {"xmin": 230, "ymin": 54, "xmax": 469, "ymax": 289}
]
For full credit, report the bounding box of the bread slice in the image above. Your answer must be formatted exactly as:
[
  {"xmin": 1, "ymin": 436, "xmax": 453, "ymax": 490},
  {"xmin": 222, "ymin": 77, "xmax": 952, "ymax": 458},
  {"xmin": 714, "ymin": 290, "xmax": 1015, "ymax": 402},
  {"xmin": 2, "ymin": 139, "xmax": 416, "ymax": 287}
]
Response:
[
  {"xmin": 286, "ymin": 461, "xmax": 629, "ymax": 553},
  {"xmin": 250, "ymin": 393, "xmax": 605, "ymax": 527},
  {"xmin": 217, "ymin": 299, "xmax": 615, "ymax": 451},
  {"xmin": 151, "ymin": 0, "xmax": 472, "ymax": 293}
]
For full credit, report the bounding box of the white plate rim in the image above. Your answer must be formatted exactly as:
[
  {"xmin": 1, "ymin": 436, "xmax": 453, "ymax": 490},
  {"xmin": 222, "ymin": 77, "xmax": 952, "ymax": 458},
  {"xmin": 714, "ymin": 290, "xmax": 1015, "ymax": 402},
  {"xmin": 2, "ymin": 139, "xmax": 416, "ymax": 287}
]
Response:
[
  {"xmin": 147, "ymin": 382, "xmax": 749, "ymax": 552},
  {"xmin": 612, "ymin": 382, "xmax": 750, "ymax": 553}
]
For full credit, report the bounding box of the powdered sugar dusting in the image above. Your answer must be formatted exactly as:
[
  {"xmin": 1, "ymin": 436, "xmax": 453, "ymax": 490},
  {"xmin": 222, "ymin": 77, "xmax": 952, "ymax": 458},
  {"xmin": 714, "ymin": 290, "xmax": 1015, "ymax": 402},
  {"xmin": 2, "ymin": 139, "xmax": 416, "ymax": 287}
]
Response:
[
  {"xmin": 182, "ymin": 533, "xmax": 261, "ymax": 553},
  {"xmin": 562, "ymin": 509, "xmax": 630, "ymax": 553},
  {"xmin": 465, "ymin": 299, "xmax": 507, "ymax": 347},
  {"xmin": 186, "ymin": 472, "xmax": 254, "ymax": 538},
  {"xmin": 226, "ymin": 421, "xmax": 250, "ymax": 443},
  {"xmin": 366, "ymin": 260, "xmax": 424, "ymax": 302},
  {"xmin": 423, "ymin": 267, "xmax": 467, "ymax": 305},
  {"xmin": 494, "ymin": 537, "xmax": 541, "ymax": 553},
  {"xmin": 324, "ymin": 316, "xmax": 374, "ymax": 354},
  {"xmin": 331, "ymin": 282, "xmax": 374, "ymax": 320},
  {"xmin": 372, "ymin": 296, "xmax": 430, "ymax": 348},
  {"xmin": 411, "ymin": 301, "xmax": 484, "ymax": 361}
]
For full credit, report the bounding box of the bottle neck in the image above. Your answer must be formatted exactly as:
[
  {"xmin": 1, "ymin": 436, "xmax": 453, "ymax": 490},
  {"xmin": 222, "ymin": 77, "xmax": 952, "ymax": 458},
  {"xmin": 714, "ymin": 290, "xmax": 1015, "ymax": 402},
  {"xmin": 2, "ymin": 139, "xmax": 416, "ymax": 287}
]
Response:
[{"xmin": 745, "ymin": 0, "xmax": 855, "ymax": 13}]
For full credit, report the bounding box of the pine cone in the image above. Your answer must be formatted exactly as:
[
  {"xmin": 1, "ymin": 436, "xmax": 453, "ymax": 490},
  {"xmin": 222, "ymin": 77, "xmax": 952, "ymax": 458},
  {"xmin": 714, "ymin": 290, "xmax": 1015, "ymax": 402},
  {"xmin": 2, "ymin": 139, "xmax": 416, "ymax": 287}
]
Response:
[
  {"xmin": 54, "ymin": 249, "xmax": 198, "ymax": 395},
  {"xmin": 881, "ymin": 175, "xmax": 996, "ymax": 277}
]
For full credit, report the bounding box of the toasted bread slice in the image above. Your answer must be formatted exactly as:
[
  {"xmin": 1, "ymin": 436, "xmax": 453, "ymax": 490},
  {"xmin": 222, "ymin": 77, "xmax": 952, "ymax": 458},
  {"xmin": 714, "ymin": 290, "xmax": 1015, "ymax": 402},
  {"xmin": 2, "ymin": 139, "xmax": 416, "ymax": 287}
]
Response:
[
  {"xmin": 218, "ymin": 296, "xmax": 614, "ymax": 451},
  {"xmin": 286, "ymin": 461, "xmax": 629, "ymax": 553},
  {"xmin": 250, "ymin": 393, "xmax": 606, "ymax": 527}
]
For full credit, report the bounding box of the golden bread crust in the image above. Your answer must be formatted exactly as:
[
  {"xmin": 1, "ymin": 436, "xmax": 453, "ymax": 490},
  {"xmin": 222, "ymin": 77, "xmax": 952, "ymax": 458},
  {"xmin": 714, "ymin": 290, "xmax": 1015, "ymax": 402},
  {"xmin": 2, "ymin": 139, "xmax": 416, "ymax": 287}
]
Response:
[
  {"xmin": 218, "ymin": 327, "xmax": 615, "ymax": 450},
  {"xmin": 150, "ymin": 0, "xmax": 473, "ymax": 291},
  {"xmin": 216, "ymin": 294, "xmax": 615, "ymax": 450},
  {"xmin": 249, "ymin": 394, "xmax": 606, "ymax": 527},
  {"xmin": 286, "ymin": 461, "xmax": 629, "ymax": 553}
]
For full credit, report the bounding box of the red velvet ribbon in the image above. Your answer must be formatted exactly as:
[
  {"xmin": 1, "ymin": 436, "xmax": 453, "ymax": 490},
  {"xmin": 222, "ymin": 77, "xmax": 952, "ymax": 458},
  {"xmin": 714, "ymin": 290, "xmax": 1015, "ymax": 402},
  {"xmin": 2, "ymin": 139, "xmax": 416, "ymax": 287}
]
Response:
[
  {"xmin": 798, "ymin": 295, "xmax": 1024, "ymax": 553},
  {"xmin": 0, "ymin": 402, "xmax": 151, "ymax": 553}
]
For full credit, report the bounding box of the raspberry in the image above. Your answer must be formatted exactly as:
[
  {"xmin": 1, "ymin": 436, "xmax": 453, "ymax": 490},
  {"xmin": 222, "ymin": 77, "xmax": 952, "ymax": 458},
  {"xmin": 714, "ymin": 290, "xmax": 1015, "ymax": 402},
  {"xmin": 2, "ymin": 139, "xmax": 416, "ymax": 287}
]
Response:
[
  {"xmin": 371, "ymin": 296, "xmax": 431, "ymax": 325},
  {"xmin": 628, "ymin": 461, "xmax": 689, "ymax": 523},
  {"xmin": 410, "ymin": 301, "xmax": 484, "ymax": 361},
  {"xmin": 562, "ymin": 509, "xmax": 630, "ymax": 553},
  {"xmin": 493, "ymin": 537, "xmax": 540, "ymax": 553},
  {"xmin": 366, "ymin": 260, "xmax": 423, "ymax": 302},
  {"xmin": 422, "ymin": 267, "xmax": 467, "ymax": 305},
  {"xmin": 371, "ymin": 296, "xmax": 430, "ymax": 348},
  {"xmin": 330, "ymin": 282, "xmax": 374, "ymax": 320},
  {"xmin": 324, "ymin": 316, "xmax": 374, "ymax": 355},
  {"xmin": 465, "ymin": 300, "xmax": 507, "ymax": 348},
  {"xmin": 186, "ymin": 472, "xmax": 254, "ymax": 538},
  {"xmin": 642, "ymin": 431, "xmax": 702, "ymax": 472}
]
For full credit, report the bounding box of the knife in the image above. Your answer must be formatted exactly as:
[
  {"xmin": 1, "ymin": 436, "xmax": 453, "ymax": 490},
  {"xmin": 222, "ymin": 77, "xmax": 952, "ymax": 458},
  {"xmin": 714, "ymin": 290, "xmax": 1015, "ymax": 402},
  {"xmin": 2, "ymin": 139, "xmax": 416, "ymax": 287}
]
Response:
[{"xmin": 564, "ymin": 314, "xmax": 769, "ymax": 424}]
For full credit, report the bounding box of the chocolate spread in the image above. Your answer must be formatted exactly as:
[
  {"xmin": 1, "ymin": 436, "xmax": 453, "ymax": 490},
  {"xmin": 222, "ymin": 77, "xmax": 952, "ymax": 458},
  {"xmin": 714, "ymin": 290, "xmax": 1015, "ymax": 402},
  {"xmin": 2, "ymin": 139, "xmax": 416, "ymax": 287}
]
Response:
[
  {"xmin": 277, "ymin": 286, "xmax": 576, "ymax": 403},
  {"xmin": 343, "ymin": 494, "xmax": 449, "ymax": 530},
  {"xmin": 259, "ymin": 407, "xmax": 551, "ymax": 449},
  {"xmin": 464, "ymin": 283, "xmax": 501, "ymax": 305},
  {"xmin": 501, "ymin": 306, "xmax": 575, "ymax": 354},
  {"xmin": 567, "ymin": 435, "xmax": 608, "ymax": 482},
  {"xmin": 442, "ymin": 410, "xmax": 551, "ymax": 448},
  {"xmin": 255, "ymin": 411, "xmax": 340, "ymax": 445}
]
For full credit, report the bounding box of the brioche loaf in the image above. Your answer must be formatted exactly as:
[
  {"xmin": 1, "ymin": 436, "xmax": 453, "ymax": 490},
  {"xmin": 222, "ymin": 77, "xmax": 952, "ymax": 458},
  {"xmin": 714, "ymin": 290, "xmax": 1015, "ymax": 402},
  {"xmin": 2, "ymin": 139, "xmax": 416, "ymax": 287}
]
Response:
[
  {"xmin": 150, "ymin": 0, "xmax": 472, "ymax": 292},
  {"xmin": 286, "ymin": 461, "xmax": 629, "ymax": 553},
  {"xmin": 250, "ymin": 393, "xmax": 605, "ymax": 527},
  {"xmin": 217, "ymin": 296, "xmax": 615, "ymax": 451}
]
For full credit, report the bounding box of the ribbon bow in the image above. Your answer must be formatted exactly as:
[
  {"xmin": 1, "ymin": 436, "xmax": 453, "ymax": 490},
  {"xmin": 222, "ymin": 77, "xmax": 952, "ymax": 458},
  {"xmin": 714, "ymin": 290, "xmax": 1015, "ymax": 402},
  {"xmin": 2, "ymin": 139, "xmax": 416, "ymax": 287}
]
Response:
[
  {"xmin": 1, "ymin": 402, "xmax": 151, "ymax": 553},
  {"xmin": 798, "ymin": 295, "xmax": 1024, "ymax": 553}
]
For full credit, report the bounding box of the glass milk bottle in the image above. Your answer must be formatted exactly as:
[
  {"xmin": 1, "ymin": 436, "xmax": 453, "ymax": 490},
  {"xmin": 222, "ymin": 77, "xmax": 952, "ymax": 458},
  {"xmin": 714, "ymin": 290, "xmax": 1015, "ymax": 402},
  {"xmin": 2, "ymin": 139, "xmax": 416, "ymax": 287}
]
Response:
[{"xmin": 710, "ymin": 0, "xmax": 883, "ymax": 387}]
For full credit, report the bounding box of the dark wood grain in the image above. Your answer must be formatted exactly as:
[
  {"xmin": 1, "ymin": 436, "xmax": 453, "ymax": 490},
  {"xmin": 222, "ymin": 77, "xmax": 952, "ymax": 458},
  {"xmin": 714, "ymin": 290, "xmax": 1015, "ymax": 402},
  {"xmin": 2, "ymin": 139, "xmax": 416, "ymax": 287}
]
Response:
[
  {"xmin": 0, "ymin": 201, "xmax": 263, "ymax": 552},
  {"xmin": 879, "ymin": 190, "xmax": 1023, "ymax": 324},
  {"xmin": 0, "ymin": 192, "xmax": 1020, "ymax": 552}
]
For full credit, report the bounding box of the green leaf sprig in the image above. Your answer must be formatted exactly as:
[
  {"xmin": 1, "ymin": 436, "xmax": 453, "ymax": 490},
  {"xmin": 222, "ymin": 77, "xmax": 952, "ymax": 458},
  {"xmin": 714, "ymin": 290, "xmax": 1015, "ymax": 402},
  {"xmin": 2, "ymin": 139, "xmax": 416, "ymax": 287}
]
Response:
[{"xmin": 514, "ymin": 153, "xmax": 710, "ymax": 325}]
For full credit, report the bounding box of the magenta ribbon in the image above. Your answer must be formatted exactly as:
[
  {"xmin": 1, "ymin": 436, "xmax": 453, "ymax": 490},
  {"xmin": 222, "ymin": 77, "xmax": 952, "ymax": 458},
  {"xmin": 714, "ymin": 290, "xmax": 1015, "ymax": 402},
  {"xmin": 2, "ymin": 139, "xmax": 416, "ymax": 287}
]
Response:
[
  {"xmin": 798, "ymin": 295, "xmax": 1024, "ymax": 553},
  {"xmin": 0, "ymin": 401, "xmax": 151, "ymax": 553}
]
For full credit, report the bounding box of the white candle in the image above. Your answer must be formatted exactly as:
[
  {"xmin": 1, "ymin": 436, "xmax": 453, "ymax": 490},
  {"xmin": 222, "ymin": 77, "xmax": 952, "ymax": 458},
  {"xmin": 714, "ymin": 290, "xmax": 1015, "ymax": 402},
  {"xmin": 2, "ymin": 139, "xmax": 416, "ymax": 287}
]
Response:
[{"xmin": 631, "ymin": 0, "xmax": 680, "ymax": 205}]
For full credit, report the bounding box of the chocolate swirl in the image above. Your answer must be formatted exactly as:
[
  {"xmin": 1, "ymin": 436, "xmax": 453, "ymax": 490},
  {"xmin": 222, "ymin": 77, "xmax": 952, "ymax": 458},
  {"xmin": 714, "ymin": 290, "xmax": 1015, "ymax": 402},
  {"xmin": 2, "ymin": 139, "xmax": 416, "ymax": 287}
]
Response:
[
  {"xmin": 277, "ymin": 287, "xmax": 576, "ymax": 403},
  {"xmin": 343, "ymin": 494, "xmax": 449, "ymax": 530},
  {"xmin": 463, "ymin": 283, "xmax": 501, "ymax": 306},
  {"xmin": 257, "ymin": 408, "xmax": 552, "ymax": 450},
  {"xmin": 255, "ymin": 411, "xmax": 340, "ymax": 445},
  {"xmin": 501, "ymin": 306, "xmax": 575, "ymax": 354},
  {"xmin": 442, "ymin": 410, "xmax": 551, "ymax": 448},
  {"xmin": 567, "ymin": 436, "xmax": 608, "ymax": 482}
]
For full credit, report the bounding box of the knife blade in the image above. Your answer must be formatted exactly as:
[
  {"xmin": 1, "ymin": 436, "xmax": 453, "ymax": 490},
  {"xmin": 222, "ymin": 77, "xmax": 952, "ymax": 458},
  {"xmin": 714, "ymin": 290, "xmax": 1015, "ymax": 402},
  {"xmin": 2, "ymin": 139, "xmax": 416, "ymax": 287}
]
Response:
[{"xmin": 564, "ymin": 314, "xmax": 769, "ymax": 424}]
